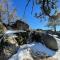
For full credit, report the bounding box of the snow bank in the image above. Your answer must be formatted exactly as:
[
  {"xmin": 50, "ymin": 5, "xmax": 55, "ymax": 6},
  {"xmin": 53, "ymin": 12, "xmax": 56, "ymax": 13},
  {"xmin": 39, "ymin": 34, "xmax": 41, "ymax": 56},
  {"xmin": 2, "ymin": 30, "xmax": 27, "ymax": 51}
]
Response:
[{"xmin": 9, "ymin": 42, "xmax": 55, "ymax": 60}]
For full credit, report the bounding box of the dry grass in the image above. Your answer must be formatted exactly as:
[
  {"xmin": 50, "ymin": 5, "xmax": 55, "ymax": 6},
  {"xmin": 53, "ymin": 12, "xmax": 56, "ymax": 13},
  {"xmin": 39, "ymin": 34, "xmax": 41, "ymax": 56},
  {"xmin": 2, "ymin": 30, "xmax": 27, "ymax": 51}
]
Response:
[
  {"xmin": 44, "ymin": 57, "xmax": 58, "ymax": 60},
  {"xmin": 0, "ymin": 53, "xmax": 8, "ymax": 60},
  {"xmin": 0, "ymin": 53, "xmax": 58, "ymax": 60},
  {"xmin": 33, "ymin": 57, "xmax": 58, "ymax": 60}
]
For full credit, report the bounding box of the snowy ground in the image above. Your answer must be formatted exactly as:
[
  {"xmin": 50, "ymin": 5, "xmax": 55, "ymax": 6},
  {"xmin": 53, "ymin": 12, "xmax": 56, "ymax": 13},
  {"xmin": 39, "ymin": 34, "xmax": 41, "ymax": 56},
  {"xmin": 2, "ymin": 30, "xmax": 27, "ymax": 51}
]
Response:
[
  {"xmin": 9, "ymin": 34, "xmax": 60, "ymax": 60},
  {"xmin": 9, "ymin": 42, "xmax": 56, "ymax": 60}
]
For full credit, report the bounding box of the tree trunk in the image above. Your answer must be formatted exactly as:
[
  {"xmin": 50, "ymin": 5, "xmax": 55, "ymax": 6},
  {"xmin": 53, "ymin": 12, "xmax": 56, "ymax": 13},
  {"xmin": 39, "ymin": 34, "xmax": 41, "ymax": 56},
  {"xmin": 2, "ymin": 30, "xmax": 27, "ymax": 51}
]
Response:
[
  {"xmin": 6, "ymin": 1, "xmax": 10, "ymax": 25},
  {"xmin": 54, "ymin": 25, "xmax": 56, "ymax": 32}
]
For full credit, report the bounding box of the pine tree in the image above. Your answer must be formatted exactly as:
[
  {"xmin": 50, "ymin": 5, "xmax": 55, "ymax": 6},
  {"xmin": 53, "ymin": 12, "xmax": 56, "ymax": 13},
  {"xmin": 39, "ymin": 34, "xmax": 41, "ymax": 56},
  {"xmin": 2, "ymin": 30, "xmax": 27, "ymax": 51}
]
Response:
[{"xmin": 47, "ymin": 13, "xmax": 60, "ymax": 31}]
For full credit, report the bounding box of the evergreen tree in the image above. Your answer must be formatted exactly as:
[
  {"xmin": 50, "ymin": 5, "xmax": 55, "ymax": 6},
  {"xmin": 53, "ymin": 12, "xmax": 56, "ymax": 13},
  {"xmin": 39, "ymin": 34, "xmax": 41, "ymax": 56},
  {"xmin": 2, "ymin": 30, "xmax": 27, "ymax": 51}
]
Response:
[
  {"xmin": 24, "ymin": 0, "xmax": 57, "ymax": 18},
  {"xmin": 47, "ymin": 13, "xmax": 60, "ymax": 31}
]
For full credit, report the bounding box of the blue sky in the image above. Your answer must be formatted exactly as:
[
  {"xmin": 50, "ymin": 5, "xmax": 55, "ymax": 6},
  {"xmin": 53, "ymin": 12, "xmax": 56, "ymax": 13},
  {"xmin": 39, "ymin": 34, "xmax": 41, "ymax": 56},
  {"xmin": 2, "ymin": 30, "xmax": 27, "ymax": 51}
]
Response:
[{"xmin": 6, "ymin": 0, "xmax": 60, "ymax": 30}]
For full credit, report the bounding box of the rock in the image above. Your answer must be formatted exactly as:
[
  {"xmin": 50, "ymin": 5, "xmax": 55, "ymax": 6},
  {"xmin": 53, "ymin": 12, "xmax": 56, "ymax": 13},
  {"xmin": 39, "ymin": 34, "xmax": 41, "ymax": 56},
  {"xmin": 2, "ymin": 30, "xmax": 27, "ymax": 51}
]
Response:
[
  {"xmin": 41, "ymin": 33, "xmax": 58, "ymax": 51},
  {"xmin": 3, "ymin": 44, "xmax": 19, "ymax": 58},
  {"xmin": 0, "ymin": 36, "xmax": 19, "ymax": 58},
  {"xmin": 0, "ymin": 53, "xmax": 8, "ymax": 60},
  {"xmin": 31, "ymin": 31, "xmax": 42, "ymax": 43},
  {"xmin": 4, "ymin": 36, "xmax": 18, "ymax": 46},
  {"xmin": 56, "ymin": 32, "xmax": 60, "ymax": 38}
]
